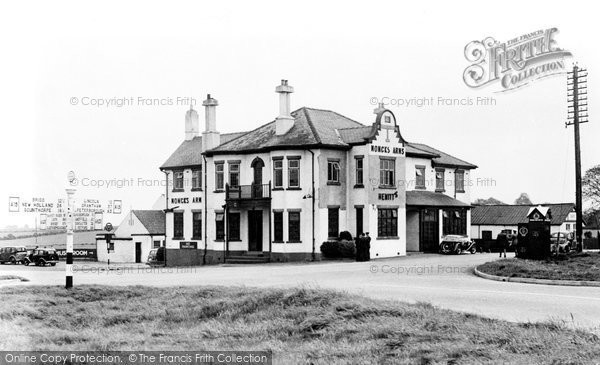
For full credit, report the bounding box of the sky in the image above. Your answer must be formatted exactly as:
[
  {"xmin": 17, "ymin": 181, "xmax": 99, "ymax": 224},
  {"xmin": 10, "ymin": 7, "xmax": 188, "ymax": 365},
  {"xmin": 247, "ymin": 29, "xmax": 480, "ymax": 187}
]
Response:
[{"xmin": 0, "ymin": 0, "xmax": 598, "ymax": 227}]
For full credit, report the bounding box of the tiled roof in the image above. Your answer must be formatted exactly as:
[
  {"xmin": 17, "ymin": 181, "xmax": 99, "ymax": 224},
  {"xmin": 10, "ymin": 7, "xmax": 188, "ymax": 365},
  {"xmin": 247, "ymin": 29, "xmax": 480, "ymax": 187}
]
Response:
[
  {"xmin": 471, "ymin": 203, "xmax": 575, "ymax": 226},
  {"xmin": 132, "ymin": 210, "xmax": 165, "ymax": 235},
  {"xmin": 407, "ymin": 142, "xmax": 477, "ymax": 169},
  {"xmin": 161, "ymin": 132, "xmax": 246, "ymax": 169},
  {"xmin": 162, "ymin": 106, "xmax": 476, "ymax": 170},
  {"xmin": 406, "ymin": 190, "xmax": 471, "ymax": 207},
  {"xmin": 208, "ymin": 107, "xmax": 363, "ymax": 154}
]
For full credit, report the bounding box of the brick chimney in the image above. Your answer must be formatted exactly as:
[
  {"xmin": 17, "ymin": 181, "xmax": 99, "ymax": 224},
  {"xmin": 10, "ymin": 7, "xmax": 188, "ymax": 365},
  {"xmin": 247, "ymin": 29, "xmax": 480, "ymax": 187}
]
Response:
[
  {"xmin": 184, "ymin": 105, "xmax": 200, "ymax": 140},
  {"xmin": 202, "ymin": 94, "xmax": 220, "ymax": 152},
  {"xmin": 275, "ymin": 80, "xmax": 294, "ymax": 135}
]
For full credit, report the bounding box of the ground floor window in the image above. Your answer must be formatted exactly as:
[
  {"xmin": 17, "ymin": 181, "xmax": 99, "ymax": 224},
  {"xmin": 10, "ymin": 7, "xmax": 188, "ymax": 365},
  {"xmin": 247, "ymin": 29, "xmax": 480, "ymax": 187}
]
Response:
[
  {"xmin": 153, "ymin": 240, "xmax": 161, "ymax": 249},
  {"xmin": 229, "ymin": 212, "xmax": 241, "ymax": 241},
  {"xmin": 274, "ymin": 211, "xmax": 283, "ymax": 242},
  {"xmin": 378, "ymin": 208, "xmax": 398, "ymax": 238},
  {"xmin": 192, "ymin": 211, "xmax": 202, "ymax": 239},
  {"xmin": 288, "ymin": 211, "xmax": 301, "ymax": 242},
  {"xmin": 328, "ymin": 208, "xmax": 339, "ymax": 238},
  {"xmin": 442, "ymin": 208, "xmax": 467, "ymax": 235},
  {"xmin": 174, "ymin": 212, "xmax": 184, "ymax": 239},
  {"xmin": 215, "ymin": 212, "xmax": 225, "ymax": 240}
]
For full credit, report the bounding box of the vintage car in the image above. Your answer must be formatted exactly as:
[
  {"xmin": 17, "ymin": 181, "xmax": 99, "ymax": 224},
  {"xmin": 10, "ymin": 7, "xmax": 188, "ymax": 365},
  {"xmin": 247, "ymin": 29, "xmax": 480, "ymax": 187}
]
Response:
[
  {"xmin": 146, "ymin": 247, "xmax": 165, "ymax": 266},
  {"xmin": 439, "ymin": 235, "xmax": 477, "ymax": 254},
  {"xmin": 550, "ymin": 232, "xmax": 573, "ymax": 254},
  {"xmin": 0, "ymin": 246, "xmax": 28, "ymax": 264},
  {"xmin": 24, "ymin": 248, "xmax": 60, "ymax": 266}
]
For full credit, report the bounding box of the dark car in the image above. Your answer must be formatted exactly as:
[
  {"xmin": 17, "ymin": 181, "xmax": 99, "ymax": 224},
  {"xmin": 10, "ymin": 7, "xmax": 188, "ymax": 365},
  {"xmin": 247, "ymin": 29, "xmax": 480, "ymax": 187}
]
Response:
[
  {"xmin": 25, "ymin": 248, "xmax": 60, "ymax": 266},
  {"xmin": 550, "ymin": 232, "xmax": 573, "ymax": 254},
  {"xmin": 0, "ymin": 246, "xmax": 28, "ymax": 264},
  {"xmin": 146, "ymin": 247, "xmax": 165, "ymax": 266}
]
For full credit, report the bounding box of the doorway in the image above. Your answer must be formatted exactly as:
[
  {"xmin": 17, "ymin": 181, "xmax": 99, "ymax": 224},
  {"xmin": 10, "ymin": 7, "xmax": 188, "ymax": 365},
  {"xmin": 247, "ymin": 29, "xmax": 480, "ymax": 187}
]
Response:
[
  {"xmin": 248, "ymin": 210, "xmax": 263, "ymax": 251},
  {"xmin": 419, "ymin": 209, "xmax": 439, "ymax": 252},
  {"xmin": 135, "ymin": 242, "xmax": 142, "ymax": 263},
  {"xmin": 356, "ymin": 207, "xmax": 363, "ymax": 238}
]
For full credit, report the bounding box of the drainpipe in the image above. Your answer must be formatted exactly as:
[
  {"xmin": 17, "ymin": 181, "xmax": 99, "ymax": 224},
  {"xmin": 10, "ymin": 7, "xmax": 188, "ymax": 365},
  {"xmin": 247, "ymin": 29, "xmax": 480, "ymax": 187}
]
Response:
[
  {"xmin": 308, "ymin": 150, "xmax": 316, "ymax": 261},
  {"xmin": 203, "ymin": 156, "xmax": 208, "ymax": 265}
]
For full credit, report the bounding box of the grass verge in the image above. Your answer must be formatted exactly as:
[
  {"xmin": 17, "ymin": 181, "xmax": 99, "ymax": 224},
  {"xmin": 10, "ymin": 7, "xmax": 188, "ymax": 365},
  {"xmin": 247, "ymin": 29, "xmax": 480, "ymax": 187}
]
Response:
[
  {"xmin": 478, "ymin": 252, "xmax": 600, "ymax": 282},
  {"xmin": 0, "ymin": 285, "xmax": 599, "ymax": 364},
  {"xmin": 0, "ymin": 275, "xmax": 29, "ymax": 282}
]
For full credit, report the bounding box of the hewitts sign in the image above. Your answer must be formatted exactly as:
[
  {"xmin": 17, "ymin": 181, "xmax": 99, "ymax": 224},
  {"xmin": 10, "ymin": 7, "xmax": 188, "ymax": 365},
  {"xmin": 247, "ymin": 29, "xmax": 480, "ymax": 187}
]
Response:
[
  {"xmin": 463, "ymin": 28, "xmax": 572, "ymax": 91},
  {"xmin": 180, "ymin": 241, "xmax": 197, "ymax": 249}
]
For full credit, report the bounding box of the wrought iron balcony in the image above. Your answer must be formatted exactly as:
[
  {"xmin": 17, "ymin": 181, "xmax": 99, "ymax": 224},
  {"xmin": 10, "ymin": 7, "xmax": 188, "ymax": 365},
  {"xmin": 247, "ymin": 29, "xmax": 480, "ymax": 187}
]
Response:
[{"xmin": 226, "ymin": 182, "xmax": 272, "ymax": 201}]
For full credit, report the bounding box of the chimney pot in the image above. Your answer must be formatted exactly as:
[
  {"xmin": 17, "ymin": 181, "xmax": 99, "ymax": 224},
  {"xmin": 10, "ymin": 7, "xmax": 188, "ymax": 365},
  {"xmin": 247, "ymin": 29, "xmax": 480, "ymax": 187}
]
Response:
[{"xmin": 275, "ymin": 79, "xmax": 294, "ymax": 135}]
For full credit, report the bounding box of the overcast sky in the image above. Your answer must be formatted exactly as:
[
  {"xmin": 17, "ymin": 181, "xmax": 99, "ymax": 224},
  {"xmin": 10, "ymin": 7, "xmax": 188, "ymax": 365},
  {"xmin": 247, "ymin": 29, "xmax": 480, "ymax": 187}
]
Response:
[{"xmin": 0, "ymin": 0, "xmax": 598, "ymax": 227}]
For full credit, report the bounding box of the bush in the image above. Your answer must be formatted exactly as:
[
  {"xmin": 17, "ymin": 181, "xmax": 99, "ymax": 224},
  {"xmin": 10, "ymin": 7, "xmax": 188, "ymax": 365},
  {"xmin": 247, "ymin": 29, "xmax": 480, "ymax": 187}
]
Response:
[
  {"xmin": 339, "ymin": 231, "xmax": 353, "ymax": 241},
  {"xmin": 320, "ymin": 240, "xmax": 356, "ymax": 259}
]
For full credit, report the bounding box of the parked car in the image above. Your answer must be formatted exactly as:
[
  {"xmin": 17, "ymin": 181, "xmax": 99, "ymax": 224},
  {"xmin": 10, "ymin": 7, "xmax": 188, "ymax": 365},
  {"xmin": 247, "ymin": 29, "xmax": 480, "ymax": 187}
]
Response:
[
  {"xmin": 15, "ymin": 249, "xmax": 32, "ymax": 265},
  {"xmin": 0, "ymin": 246, "xmax": 28, "ymax": 264},
  {"xmin": 550, "ymin": 232, "xmax": 573, "ymax": 254},
  {"xmin": 24, "ymin": 248, "xmax": 59, "ymax": 266},
  {"xmin": 146, "ymin": 247, "xmax": 165, "ymax": 266},
  {"xmin": 440, "ymin": 235, "xmax": 477, "ymax": 254}
]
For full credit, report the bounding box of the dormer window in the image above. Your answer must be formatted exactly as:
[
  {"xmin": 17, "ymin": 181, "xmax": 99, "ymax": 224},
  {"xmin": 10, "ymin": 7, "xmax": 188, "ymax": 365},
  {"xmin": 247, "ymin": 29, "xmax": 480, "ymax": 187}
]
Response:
[
  {"xmin": 173, "ymin": 171, "xmax": 184, "ymax": 191},
  {"xmin": 415, "ymin": 166, "xmax": 426, "ymax": 189}
]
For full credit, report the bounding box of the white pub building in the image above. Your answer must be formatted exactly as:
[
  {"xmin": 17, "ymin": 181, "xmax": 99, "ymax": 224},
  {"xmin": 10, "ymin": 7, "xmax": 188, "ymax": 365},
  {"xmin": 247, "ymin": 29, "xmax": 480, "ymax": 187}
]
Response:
[{"xmin": 159, "ymin": 81, "xmax": 476, "ymax": 265}]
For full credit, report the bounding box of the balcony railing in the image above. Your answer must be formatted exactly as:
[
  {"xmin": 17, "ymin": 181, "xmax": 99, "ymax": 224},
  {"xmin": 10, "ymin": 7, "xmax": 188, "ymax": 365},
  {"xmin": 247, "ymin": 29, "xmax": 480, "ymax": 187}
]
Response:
[{"xmin": 226, "ymin": 183, "xmax": 271, "ymax": 200}]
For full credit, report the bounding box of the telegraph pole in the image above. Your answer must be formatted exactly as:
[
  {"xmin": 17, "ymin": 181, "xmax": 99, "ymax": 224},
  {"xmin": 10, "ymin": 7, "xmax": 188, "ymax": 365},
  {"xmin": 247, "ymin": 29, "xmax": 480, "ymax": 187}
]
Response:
[{"xmin": 566, "ymin": 64, "xmax": 588, "ymax": 252}]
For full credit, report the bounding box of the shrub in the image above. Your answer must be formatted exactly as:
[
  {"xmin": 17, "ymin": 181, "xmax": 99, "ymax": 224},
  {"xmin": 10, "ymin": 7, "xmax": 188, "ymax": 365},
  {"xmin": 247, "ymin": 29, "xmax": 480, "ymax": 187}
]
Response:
[
  {"xmin": 339, "ymin": 231, "xmax": 353, "ymax": 241},
  {"xmin": 320, "ymin": 241, "xmax": 341, "ymax": 258},
  {"xmin": 320, "ymin": 240, "xmax": 356, "ymax": 259}
]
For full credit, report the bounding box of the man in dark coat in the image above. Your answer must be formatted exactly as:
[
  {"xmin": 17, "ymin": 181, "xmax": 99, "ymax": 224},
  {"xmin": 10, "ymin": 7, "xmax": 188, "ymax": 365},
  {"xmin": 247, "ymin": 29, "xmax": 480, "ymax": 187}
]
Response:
[
  {"xmin": 355, "ymin": 233, "xmax": 364, "ymax": 261},
  {"xmin": 364, "ymin": 232, "xmax": 371, "ymax": 261}
]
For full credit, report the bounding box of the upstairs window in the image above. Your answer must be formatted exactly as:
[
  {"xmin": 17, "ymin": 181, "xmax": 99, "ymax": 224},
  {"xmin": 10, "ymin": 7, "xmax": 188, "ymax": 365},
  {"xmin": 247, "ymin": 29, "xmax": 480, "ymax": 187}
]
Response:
[
  {"xmin": 273, "ymin": 159, "xmax": 284, "ymax": 188},
  {"xmin": 455, "ymin": 170, "xmax": 465, "ymax": 193},
  {"xmin": 215, "ymin": 163, "xmax": 224, "ymax": 191},
  {"xmin": 435, "ymin": 169, "xmax": 445, "ymax": 192},
  {"xmin": 355, "ymin": 157, "xmax": 364, "ymax": 186},
  {"xmin": 192, "ymin": 167, "xmax": 202, "ymax": 190},
  {"xmin": 174, "ymin": 171, "xmax": 184, "ymax": 191},
  {"xmin": 327, "ymin": 160, "xmax": 340, "ymax": 183},
  {"xmin": 379, "ymin": 158, "xmax": 395, "ymax": 187},
  {"xmin": 415, "ymin": 166, "xmax": 426, "ymax": 189},
  {"xmin": 288, "ymin": 158, "xmax": 300, "ymax": 188}
]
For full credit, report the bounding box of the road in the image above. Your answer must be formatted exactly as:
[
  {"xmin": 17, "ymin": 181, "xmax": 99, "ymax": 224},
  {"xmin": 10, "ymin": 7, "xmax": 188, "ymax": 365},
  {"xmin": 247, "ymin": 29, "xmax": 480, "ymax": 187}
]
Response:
[{"xmin": 2, "ymin": 253, "xmax": 600, "ymax": 329}]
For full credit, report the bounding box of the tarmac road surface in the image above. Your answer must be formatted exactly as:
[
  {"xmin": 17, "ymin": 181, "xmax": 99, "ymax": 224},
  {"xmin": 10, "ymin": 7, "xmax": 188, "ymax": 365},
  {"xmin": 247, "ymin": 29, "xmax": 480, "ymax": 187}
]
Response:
[{"xmin": 2, "ymin": 253, "xmax": 600, "ymax": 330}]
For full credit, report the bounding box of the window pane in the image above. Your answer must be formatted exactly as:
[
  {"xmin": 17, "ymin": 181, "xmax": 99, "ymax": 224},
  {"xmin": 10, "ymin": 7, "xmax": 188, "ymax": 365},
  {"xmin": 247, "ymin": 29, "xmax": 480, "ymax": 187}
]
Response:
[
  {"xmin": 289, "ymin": 212, "xmax": 300, "ymax": 241},
  {"xmin": 274, "ymin": 212, "xmax": 283, "ymax": 241}
]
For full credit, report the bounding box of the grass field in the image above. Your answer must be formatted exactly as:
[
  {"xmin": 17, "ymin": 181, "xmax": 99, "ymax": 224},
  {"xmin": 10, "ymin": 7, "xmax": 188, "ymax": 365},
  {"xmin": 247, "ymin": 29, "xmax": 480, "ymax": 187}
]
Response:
[
  {"xmin": 478, "ymin": 252, "xmax": 600, "ymax": 282},
  {"xmin": 1, "ymin": 285, "xmax": 599, "ymax": 364}
]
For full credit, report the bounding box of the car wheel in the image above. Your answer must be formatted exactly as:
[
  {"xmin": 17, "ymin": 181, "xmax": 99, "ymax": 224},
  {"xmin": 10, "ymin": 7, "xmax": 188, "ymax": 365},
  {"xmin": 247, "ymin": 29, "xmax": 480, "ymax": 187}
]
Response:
[
  {"xmin": 24, "ymin": 261, "xmax": 30, "ymax": 266},
  {"xmin": 50, "ymin": 263, "xmax": 56, "ymax": 266},
  {"xmin": 456, "ymin": 248, "xmax": 463, "ymax": 255},
  {"xmin": 10, "ymin": 257, "xmax": 16, "ymax": 264},
  {"xmin": 470, "ymin": 247, "xmax": 477, "ymax": 254},
  {"xmin": 440, "ymin": 242, "xmax": 453, "ymax": 254}
]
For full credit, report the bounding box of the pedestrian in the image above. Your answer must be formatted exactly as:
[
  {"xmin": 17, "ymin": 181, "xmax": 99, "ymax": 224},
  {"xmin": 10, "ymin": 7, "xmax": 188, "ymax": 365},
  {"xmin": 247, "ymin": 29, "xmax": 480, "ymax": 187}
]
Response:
[
  {"xmin": 364, "ymin": 232, "xmax": 371, "ymax": 261},
  {"xmin": 497, "ymin": 233, "xmax": 508, "ymax": 258},
  {"xmin": 355, "ymin": 233, "xmax": 363, "ymax": 261}
]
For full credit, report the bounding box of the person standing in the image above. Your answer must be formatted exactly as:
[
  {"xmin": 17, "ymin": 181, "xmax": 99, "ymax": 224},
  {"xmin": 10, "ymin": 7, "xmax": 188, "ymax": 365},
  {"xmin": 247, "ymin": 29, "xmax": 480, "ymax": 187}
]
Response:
[
  {"xmin": 497, "ymin": 233, "xmax": 508, "ymax": 258},
  {"xmin": 364, "ymin": 232, "xmax": 371, "ymax": 261},
  {"xmin": 355, "ymin": 234, "xmax": 363, "ymax": 261}
]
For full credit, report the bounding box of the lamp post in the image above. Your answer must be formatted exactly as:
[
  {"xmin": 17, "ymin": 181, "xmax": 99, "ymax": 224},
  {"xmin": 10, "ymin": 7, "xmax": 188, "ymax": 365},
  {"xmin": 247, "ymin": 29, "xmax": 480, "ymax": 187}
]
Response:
[{"xmin": 65, "ymin": 188, "xmax": 76, "ymax": 288}]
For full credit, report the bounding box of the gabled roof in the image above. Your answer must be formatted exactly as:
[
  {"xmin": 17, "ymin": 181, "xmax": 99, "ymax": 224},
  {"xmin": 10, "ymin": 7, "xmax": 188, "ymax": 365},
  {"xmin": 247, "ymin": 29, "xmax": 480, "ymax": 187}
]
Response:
[
  {"xmin": 406, "ymin": 190, "xmax": 471, "ymax": 207},
  {"xmin": 132, "ymin": 210, "xmax": 165, "ymax": 235},
  {"xmin": 407, "ymin": 142, "xmax": 477, "ymax": 169},
  {"xmin": 471, "ymin": 203, "xmax": 575, "ymax": 226},
  {"xmin": 161, "ymin": 132, "xmax": 246, "ymax": 169},
  {"xmin": 207, "ymin": 107, "xmax": 363, "ymax": 154}
]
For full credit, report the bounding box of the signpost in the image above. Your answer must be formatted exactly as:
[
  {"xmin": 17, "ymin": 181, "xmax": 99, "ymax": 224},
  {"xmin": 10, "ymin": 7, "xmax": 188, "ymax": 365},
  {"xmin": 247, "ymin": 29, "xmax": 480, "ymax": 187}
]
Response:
[{"xmin": 65, "ymin": 188, "xmax": 76, "ymax": 289}]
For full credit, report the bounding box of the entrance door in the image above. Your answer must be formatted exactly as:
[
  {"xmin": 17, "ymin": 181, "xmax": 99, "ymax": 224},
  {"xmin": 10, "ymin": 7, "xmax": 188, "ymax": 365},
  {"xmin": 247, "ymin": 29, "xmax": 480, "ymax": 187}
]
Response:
[
  {"xmin": 135, "ymin": 242, "xmax": 142, "ymax": 263},
  {"xmin": 248, "ymin": 210, "xmax": 263, "ymax": 251},
  {"xmin": 419, "ymin": 209, "xmax": 439, "ymax": 252},
  {"xmin": 356, "ymin": 207, "xmax": 363, "ymax": 237}
]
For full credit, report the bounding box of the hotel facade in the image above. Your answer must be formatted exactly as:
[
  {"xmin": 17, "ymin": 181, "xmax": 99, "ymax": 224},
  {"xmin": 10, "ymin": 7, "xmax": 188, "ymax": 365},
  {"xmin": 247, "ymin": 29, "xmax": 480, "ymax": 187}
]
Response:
[{"xmin": 159, "ymin": 81, "xmax": 476, "ymax": 264}]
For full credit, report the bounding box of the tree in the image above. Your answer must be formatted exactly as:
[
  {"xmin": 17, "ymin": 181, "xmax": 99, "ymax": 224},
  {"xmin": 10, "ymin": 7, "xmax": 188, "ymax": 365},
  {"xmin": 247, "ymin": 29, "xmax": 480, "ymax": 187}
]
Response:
[
  {"xmin": 583, "ymin": 165, "xmax": 600, "ymax": 209},
  {"xmin": 472, "ymin": 197, "xmax": 506, "ymax": 205},
  {"xmin": 514, "ymin": 193, "xmax": 532, "ymax": 205}
]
